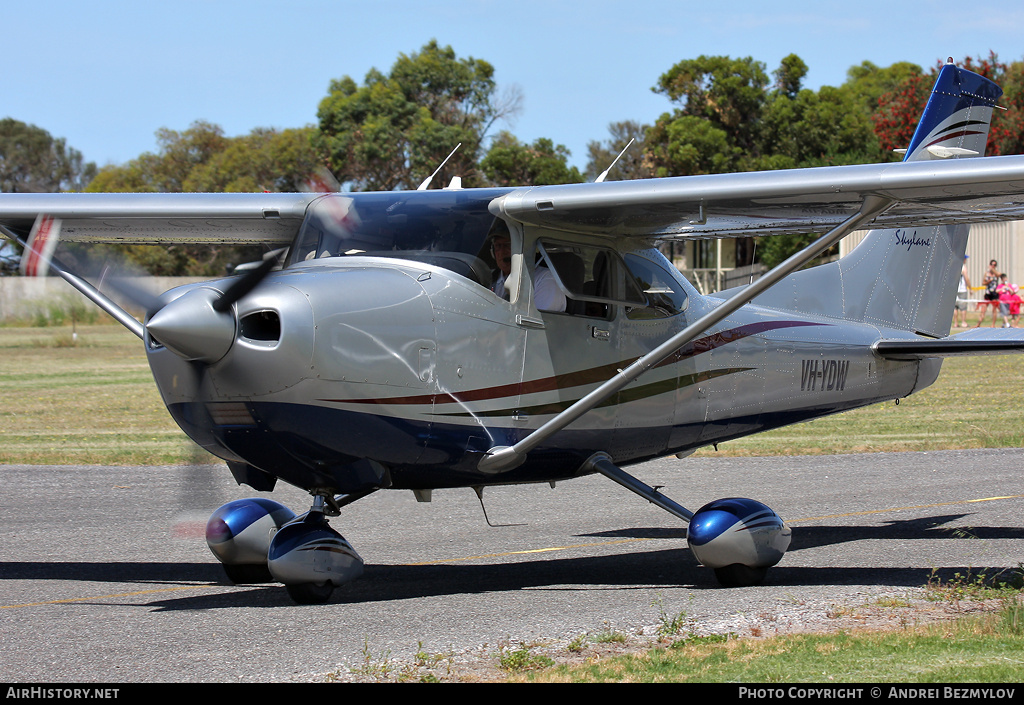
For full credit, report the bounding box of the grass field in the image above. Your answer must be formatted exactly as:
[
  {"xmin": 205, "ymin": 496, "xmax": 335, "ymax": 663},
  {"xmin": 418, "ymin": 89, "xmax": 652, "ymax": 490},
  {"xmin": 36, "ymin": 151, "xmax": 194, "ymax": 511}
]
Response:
[
  {"xmin": 0, "ymin": 324, "xmax": 204, "ymax": 464},
  {"xmin": 513, "ymin": 599, "xmax": 1024, "ymax": 683},
  {"xmin": 1, "ymin": 322, "xmax": 1022, "ymax": 465}
]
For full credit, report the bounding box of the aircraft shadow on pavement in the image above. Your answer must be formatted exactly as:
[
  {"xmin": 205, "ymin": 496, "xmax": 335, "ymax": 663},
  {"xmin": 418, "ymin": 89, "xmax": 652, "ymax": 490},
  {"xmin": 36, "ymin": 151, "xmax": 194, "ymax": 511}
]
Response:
[
  {"xmin": 4, "ymin": 512, "xmax": 1021, "ymax": 610},
  {"xmin": 587, "ymin": 513, "xmax": 1024, "ymax": 550},
  {"xmin": 141, "ymin": 557, "xmax": 1015, "ymax": 611}
]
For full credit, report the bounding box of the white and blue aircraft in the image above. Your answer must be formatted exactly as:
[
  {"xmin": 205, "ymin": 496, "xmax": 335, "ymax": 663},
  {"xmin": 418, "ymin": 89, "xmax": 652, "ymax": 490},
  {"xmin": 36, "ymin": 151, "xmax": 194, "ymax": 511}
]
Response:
[{"xmin": 4, "ymin": 60, "xmax": 1024, "ymax": 603}]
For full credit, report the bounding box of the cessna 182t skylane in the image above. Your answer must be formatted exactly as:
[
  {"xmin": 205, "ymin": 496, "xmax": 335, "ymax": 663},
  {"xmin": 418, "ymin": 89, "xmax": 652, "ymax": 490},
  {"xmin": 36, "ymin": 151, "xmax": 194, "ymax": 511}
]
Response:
[{"xmin": 5, "ymin": 60, "xmax": 1024, "ymax": 603}]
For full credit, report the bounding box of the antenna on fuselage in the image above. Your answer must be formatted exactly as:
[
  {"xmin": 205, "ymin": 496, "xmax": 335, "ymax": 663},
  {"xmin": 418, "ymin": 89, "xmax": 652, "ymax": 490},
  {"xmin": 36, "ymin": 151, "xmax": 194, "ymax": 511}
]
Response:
[
  {"xmin": 595, "ymin": 138, "xmax": 635, "ymax": 183},
  {"xmin": 417, "ymin": 143, "xmax": 463, "ymax": 191},
  {"xmin": 472, "ymin": 486, "xmax": 523, "ymax": 527}
]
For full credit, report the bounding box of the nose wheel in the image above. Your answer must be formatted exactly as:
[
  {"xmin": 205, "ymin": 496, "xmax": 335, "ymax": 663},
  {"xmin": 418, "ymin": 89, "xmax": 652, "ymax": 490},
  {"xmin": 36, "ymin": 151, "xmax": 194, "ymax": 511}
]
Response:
[
  {"xmin": 267, "ymin": 493, "xmax": 365, "ymax": 604},
  {"xmin": 284, "ymin": 569, "xmax": 338, "ymax": 605}
]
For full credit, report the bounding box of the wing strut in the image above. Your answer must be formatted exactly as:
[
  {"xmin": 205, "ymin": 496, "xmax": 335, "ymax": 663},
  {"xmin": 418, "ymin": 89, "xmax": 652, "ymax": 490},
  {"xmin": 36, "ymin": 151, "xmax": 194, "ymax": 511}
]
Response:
[
  {"xmin": 478, "ymin": 195, "xmax": 895, "ymax": 474},
  {"xmin": 0, "ymin": 222, "xmax": 145, "ymax": 339}
]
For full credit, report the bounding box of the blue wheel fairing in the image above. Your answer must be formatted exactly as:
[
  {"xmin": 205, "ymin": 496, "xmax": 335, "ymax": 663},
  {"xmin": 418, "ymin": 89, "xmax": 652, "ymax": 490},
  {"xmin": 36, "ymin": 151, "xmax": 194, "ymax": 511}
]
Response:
[{"xmin": 687, "ymin": 497, "xmax": 791, "ymax": 571}]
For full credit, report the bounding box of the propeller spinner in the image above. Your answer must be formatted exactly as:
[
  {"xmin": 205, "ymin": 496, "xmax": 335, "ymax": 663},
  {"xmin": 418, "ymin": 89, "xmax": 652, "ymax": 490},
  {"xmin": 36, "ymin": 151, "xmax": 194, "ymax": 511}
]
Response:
[{"xmin": 145, "ymin": 249, "xmax": 285, "ymax": 363}]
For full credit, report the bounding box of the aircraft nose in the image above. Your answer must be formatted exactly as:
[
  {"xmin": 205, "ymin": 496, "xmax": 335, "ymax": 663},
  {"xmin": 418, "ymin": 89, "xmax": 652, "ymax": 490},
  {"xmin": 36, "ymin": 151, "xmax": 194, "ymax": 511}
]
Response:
[{"xmin": 146, "ymin": 287, "xmax": 236, "ymax": 364}]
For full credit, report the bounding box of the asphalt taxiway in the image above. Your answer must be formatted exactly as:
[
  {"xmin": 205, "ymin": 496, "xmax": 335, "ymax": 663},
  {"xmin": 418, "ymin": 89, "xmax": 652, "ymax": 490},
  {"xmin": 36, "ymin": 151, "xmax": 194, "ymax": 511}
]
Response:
[{"xmin": 2, "ymin": 448, "xmax": 1022, "ymax": 682}]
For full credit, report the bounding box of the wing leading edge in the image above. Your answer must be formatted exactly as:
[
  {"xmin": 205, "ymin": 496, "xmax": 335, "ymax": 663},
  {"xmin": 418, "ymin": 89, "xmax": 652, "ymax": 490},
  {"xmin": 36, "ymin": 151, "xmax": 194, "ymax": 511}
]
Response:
[
  {"xmin": 0, "ymin": 192, "xmax": 318, "ymax": 245},
  {"xmin": 491, "ymin": 154, "xmax": 1024, "ymax": 240}
]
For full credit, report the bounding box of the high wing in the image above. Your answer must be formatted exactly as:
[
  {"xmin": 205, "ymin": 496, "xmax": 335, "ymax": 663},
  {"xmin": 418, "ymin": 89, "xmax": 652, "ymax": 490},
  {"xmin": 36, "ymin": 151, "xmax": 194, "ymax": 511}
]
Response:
[
  {"xmin": 0, "ymin": 192, "xmax": 317, "ymax": 244},
  {"xmin": 492, "ymin": 155, "xmax": 1024, "ymax": 239},
  {"xmin": 3, "ymin": 157, "xmax": 1024, "ymax": 246}
]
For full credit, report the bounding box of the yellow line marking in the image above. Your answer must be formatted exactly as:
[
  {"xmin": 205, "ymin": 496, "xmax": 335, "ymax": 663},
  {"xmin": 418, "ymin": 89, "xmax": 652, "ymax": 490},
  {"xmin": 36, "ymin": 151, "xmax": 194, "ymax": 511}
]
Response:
[
  {"xmin": 787, "ymin": 494, "xmax": 1024, "ymax": 524},
  {"xmin": 2, "ymin": 584, "xmax": 217, "ymax": 609},
  {"xmin": 406, "ymin": 538, "xmax": 641, "ymax": 566}
]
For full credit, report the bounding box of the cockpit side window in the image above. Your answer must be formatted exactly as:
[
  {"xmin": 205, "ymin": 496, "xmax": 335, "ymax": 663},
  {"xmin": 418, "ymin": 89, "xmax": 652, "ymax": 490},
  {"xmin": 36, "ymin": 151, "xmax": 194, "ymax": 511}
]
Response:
[
  {"xmin": 622, "ymin": 252, "xmax": 689, "ymax": 319},
  {"xmin": 536, "ymin": 240, "xmax": 646, "ymax": 318}
]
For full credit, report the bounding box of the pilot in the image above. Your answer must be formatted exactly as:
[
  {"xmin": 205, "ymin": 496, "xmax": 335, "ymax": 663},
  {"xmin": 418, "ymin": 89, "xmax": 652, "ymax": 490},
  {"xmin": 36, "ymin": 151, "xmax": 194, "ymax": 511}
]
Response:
[{"xmin": 490, "ymin": 226, "xmax": 566, "ymax": 312}]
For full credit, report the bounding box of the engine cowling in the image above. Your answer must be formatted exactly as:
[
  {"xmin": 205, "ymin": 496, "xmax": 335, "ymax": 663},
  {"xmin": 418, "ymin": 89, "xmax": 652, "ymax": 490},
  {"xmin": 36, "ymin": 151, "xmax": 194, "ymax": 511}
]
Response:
[
  {"xmin": 686, "ymin": 497, "xmax": 791, "ymax": 586},
  {"xmin": 206, "ymin": 498, "xmax": 296, "ymax": 584}
]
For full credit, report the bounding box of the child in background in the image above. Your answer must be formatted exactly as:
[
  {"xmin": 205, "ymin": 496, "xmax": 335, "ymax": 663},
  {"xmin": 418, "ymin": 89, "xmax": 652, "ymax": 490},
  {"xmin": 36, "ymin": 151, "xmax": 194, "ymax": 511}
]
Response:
[
  {"xmin": 997, "ymin": 275, "xmax": 1021, "ymax": 328},
  {"xmin": 1008, "ymin": 283, "xmax": 1022, "ymax": 328}
]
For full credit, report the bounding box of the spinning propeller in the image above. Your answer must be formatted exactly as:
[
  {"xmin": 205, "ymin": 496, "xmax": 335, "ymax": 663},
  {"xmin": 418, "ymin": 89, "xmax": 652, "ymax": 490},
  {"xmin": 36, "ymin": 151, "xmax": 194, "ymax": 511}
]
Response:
[{"xmin": 5, "ymin": 214, "xmax": 284, "ymax": 366}]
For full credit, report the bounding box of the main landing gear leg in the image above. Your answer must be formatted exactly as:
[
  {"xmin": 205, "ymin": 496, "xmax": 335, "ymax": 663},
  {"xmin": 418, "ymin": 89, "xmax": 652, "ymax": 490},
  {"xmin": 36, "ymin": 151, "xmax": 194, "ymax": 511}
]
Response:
[{"xmin": 582, "ymin": 453, "xmax": 791, "ymax": 587}]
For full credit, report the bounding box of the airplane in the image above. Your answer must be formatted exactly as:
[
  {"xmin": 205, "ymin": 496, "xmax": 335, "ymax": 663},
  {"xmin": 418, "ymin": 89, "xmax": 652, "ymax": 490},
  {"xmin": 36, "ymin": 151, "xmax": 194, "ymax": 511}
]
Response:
[{"xmin": 4, "ymin": 59, "xmax": 1024, "ymax": 603}]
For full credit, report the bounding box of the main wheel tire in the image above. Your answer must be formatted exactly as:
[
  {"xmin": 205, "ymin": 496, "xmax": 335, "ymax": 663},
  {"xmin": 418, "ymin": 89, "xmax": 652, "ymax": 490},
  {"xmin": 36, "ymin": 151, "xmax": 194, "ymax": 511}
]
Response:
[
  {"xmin": 714, "ymin": 564, "xmax": 768, "ymax": 587},
  {"xmin": 286, "ymin": 582, "xmax": 334, "ymax": 604}
]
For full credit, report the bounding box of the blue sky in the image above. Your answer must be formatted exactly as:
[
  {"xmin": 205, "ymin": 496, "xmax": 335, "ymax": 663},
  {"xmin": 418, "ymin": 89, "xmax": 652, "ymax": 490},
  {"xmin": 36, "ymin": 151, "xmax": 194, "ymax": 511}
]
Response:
[{"xmin": 5, "ymin": 0, "xmax": 1024, "ymax": 172}]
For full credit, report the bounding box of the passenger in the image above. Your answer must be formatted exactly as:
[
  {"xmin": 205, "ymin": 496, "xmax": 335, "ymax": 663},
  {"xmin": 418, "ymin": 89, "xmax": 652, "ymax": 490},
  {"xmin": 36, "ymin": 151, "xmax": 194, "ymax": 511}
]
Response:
[{"xmin": 532, "ymin": 261, "xmax": 567, "ymax": 313}]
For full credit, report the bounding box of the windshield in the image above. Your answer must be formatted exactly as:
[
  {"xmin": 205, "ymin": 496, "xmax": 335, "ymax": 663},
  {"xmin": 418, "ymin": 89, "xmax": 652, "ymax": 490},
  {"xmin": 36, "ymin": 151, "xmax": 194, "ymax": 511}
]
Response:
[{"xmin": 288, "ymin": 189, "xmax": 511, "ymax": 287}]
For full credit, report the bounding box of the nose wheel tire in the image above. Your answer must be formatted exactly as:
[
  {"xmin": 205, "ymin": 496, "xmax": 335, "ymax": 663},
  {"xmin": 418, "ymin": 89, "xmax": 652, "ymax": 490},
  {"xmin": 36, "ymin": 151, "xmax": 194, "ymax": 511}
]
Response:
[
  {"xmin": 223, "ymin": 563, "xmax": 274, "ymax": 585},
  {"xmin": 285, "ymin": 582, "xmax": 335, "ymax": 604}
]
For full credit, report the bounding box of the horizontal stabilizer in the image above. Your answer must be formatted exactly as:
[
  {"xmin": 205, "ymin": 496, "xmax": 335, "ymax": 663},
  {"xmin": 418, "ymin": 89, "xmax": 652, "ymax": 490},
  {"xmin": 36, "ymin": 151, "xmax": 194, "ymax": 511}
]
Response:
[{"xmin": 873, "ymin": 327, "xmax": 1024, "ymax": 359}]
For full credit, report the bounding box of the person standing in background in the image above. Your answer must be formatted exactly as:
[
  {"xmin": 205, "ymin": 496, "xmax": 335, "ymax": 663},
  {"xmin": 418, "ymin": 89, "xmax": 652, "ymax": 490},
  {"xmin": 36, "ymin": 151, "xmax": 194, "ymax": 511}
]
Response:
[{"xmin": 955, "ymin": 255, "xmax": 972, "ymax": 327}]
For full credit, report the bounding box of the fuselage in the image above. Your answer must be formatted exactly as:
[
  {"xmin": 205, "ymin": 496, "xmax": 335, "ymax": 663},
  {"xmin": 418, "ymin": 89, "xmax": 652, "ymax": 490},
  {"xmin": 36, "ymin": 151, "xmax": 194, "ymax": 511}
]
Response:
[{"xmin": 145, "ymin": 192, "xmax": 933, "ymax": 496}]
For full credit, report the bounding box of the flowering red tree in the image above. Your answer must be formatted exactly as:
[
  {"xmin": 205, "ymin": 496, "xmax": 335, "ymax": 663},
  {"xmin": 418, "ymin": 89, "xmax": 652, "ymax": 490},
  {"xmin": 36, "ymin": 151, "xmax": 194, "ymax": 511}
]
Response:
[
  {"xmin": 872, "ymin": 73, "xmax": 930, "ymax": 155},
  {"xmin": 873, "ymin": 53, "xmax": 1024, "ymax": 157}
]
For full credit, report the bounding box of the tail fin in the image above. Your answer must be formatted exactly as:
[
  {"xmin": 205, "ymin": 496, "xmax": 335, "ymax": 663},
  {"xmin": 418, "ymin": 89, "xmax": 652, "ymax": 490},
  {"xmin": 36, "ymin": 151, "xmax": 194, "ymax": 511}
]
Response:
[
  {"xmin": 759, "ymin": 61, "xmax": 1002, "ymax": 336},
  {"xmin": 902, "ymin": 58, "xmax": 1002, "ymax": 162}
]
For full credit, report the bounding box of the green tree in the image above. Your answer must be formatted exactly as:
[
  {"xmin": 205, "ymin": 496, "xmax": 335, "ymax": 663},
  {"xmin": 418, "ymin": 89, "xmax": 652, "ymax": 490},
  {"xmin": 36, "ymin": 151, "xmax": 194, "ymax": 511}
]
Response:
[
  {"xmin": 184, "ymin": 127, "xmax": 321, "ymax": 193},
  {"xmin": 843, "ymin": 60, "xmax": 924, "ymax": 116},
  {"xmin": 0, "ymin": 118, "xmax": 96, "ymax": 193},
  {"xmin": 480, "ymin": 132, "xmax": 583, "ymax": 186},
  {"xmin": 773, "ymin": 53, "xmax": 808, "ymax": 99},
  {"xmin": 647, "ymin": 54, "xmax": 885, "ymax": 179},
  {"xmin": 643, "ymin": 53, "xmax": 901, "ymax": 268},
  {"xmin": 872, "ymin": 71, "xmax": 931, "ymax": 155},
  {"xmin": 315, "ymin": 40, "xmax": 520, "ymax": 191},
  {"xmin": 92, "ymin": 122, "xmax": 321, "ymax": 196},
  {"xmin": 653, "ymin": 55, "xmax": 770, "ymax": 165},
  {"xmin": 85, "ymin": 121, "xmax": 320, "ymax": 275},
  {"xmin": 646, "ymin": 115, "xmax": 738, "ymax": 176},
  {"xmin": 759, "ymin": 85, "xmax": 882, "ymax": 168},
  {"xmin": 992, "ymin": 58, "xmax": 1024, "ymax": 155},
  {"xmin": 87, "ymin": 121, "xmax": 228, "ymax": 193}
]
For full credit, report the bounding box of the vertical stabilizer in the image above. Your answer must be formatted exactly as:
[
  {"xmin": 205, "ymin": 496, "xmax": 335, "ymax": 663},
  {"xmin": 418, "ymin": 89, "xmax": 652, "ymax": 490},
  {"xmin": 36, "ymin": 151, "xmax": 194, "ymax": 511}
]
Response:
[
  {"xmin": 902, "ymin": 58, "xmax": 1002, "ymax": 163},
  {"xmin": 756, "ymin": 62, "xmax": 1003, "ymax": 337}
]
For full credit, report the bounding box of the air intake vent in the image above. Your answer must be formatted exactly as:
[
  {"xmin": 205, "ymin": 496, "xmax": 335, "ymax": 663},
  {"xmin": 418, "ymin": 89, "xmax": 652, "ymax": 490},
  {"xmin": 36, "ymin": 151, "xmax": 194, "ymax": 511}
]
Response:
[
  {"xmin": 240, "ymin": 310, "xmax": 281, "ymax": 342},
  {"xmin": 207, "ymin": 402, "xmax": 257, "ymax": 427}
]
